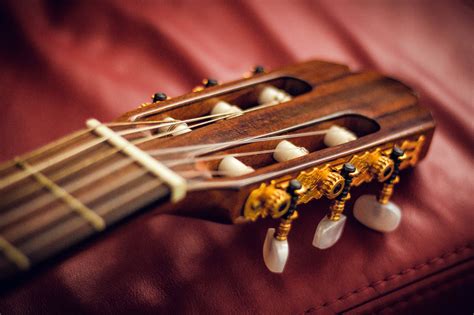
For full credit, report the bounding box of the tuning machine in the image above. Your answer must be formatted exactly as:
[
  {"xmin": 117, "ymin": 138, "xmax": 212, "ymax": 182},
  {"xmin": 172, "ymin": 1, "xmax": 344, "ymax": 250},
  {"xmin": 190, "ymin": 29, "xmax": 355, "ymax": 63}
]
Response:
[
  {"xmin": 262, "ymin": 180, "xmax": 301, "ymax": 273},
  {"xmin": 312, "ymin": 163, "xmax": 357, "ymax": 249},
  {"xmin": 353, "ymin": 147, "xmax": 406, "ymax": 232}
]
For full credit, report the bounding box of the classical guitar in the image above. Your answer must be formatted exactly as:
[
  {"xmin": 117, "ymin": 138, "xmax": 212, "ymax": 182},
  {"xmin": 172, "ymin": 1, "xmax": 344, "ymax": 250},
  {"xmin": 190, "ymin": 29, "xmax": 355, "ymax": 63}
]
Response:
[{"xmin": 0, "ymin": 60, "xmax": 435, "ymax": 280}]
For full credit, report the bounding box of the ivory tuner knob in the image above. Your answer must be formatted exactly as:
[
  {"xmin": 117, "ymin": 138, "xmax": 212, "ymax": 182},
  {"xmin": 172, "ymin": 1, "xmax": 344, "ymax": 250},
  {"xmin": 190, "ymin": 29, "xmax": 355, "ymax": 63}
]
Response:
[
  {"xmin": 353, "ymin": 195, "xmax": 401, "ymax": 232},
  {"xmin": 323, "ymin": 125, "xmax": 357, "ymax": 147},
  {"xmin": 263, "ymin": 228, "xmax": 289, "ymax": 273},
  {"xmin": 273, "ymin": 140, "xmax": 308, "ymax": 162},
  {"xmin": 312, "ymin": 215, "xmax": 347, "ymax": 249},
  {"xmin": 218, "ymin": 156, "xmax": 254, "ymax": 177}
]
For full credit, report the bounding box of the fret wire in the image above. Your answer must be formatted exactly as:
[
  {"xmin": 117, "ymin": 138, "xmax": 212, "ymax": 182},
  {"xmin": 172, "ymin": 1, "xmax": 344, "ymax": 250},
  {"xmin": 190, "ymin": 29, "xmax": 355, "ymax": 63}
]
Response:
[
  {"xmin": 20, "ymin": 175, "xmax": 166, "ymax": 260},
  {"xmin": 0, "ymin": 236, "xmax": 30, "ymax": 270},
  {"xmin": 2, "ymin": 161, "xmax": 150, "ymax": 245},
  {"xmin": 0, "ymin": 128, "xmax": 91, "ymax": 173},
  {"xmin": 0, "ymin": 158, "xmax": 133, "ymax": 229},
  {"xmin": 15, "ymin": 159, "xmax": 106, "ymax": 232}
]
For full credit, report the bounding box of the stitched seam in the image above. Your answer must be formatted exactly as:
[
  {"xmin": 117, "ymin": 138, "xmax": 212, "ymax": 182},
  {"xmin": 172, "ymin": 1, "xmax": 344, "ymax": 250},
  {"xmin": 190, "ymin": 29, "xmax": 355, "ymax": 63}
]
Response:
[
  {"xmin": 303, "ymin": 243, "xmax": 473, "ymax": 314},
  {"xmin": 373, "ymin": 272, "xmax": 474, "ymax": 314}
]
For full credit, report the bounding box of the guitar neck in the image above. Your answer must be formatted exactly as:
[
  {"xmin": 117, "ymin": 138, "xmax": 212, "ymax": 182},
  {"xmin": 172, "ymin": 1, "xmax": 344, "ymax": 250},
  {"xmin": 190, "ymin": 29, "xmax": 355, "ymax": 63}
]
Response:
[{"xmin": 0, "ymin": 127, "xmax": 172, "ymax": 280}]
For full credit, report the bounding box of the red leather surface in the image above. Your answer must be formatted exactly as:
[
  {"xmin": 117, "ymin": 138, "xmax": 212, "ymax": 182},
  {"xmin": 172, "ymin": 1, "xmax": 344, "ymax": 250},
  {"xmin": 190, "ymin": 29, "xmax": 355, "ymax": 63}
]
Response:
[{"xmin": 0, "ymin": 1, "xmax": 473, "ymax": 314}]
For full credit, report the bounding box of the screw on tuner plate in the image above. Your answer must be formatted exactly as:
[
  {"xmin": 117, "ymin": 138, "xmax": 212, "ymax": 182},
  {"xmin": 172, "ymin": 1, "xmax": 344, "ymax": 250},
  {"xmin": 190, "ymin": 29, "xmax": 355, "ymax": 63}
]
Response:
[
  {"xmin": 253, "ymin": 65, "xmax": 265, "ymax": 74},
  {"xmin": 262, "ymin": 180, "xmax": 301, "ymax": 273},
  {"xmin": 312, "ymin": 163, "xmax": 357, "ymax": 250},
  {"xmin": 151, "ymin": 92, "xmax": 168, "ymax": 103},
  {"xmin": 192, "ymin": 78, "xmax": 219, "ymax": 92},
  {"xmin": 353, "ymin": 147, "xmax": 406, "ymax": 233}
]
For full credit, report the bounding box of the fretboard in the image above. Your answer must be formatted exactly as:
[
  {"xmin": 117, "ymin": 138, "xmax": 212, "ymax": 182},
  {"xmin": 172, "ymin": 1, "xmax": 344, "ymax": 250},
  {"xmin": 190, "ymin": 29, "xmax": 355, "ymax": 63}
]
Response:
[{"xmin": 0, "ymin": 124, "xmax": 173, "ymax": 281}]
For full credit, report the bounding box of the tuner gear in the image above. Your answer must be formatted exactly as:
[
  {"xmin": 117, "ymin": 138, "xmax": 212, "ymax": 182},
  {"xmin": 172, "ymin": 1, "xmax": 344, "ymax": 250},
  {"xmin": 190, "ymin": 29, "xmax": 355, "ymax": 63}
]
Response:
[{"xmin": 370, "ymin": 155, "xmax": 394, "ymax": 182}]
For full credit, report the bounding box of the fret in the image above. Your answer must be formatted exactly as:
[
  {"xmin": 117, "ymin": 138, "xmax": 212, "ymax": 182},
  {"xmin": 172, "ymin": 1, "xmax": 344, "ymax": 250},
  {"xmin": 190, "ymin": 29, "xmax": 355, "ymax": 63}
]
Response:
[
  {"xmin": 14, "ymin": 159, "xmax": 106, "ymax": 232},
  {"xmin": 0, "ymin": 236, "xmax": 30, "ymax": 270}
]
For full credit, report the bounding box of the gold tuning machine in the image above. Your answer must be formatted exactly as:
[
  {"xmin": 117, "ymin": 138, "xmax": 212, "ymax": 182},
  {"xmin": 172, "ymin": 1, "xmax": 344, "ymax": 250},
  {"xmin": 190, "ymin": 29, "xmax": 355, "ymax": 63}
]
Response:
[
  {"xmin": 312, "ymin": 163, "xmax": 357, "ymax": 249},
  {"xmin": 353, "ymin": 146, "xmax": 406, "ymax": 233},
  {"xmin": 328, "ymin": 163, "xmax": 357, "ymax": 221},
  {"xmin": 378, "ymin": 147, "xmax": 405, "ymax": 204},
  {"xmin": 243, "ymin": 180, "xmax": 292, "ymax": 221},
  {"xmin": 262, "ymin": 180, "xmax": 301, "ymax": 273},
  {"xmin": 296, "ymin": 165, "xmax": 345, "ymax": 204},
  {"xmin": 368, "ymin": 150, "xmax": 394, "ymax": 182}
]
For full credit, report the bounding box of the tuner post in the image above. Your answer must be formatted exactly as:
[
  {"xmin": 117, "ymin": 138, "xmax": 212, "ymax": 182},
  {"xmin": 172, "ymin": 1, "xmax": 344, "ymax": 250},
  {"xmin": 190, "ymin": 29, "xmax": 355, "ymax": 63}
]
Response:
[
  {"xmin": 328, "ymin": 163, "xmax": 356, "ymax": 221},
  {"xmin": 312, "ymin": 163, "xmax": 357, "ymax": 250},
  {"xmin": 275, "ymin": 180, "xmax": 301, "ymax": 241},
  {"xmin": 262, "ymin": 180, "xmax": 301, "ymax": 273},
  {"xmin": 378, "ymin": 147, "xmax": 404, "ymax": 204}
]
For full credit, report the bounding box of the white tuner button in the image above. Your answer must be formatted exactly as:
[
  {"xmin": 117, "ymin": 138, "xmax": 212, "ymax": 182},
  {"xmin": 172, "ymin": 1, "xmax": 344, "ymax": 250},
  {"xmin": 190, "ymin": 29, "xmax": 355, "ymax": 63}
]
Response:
[
  {"xmin": 353, "ymin": 195, "xmax": 402, "ymax": 233},
  {"xmin": 312, "ymin": 215, "xmax": 347, "ymax": 249},
  {"xmin": 263, "ymin": 228, "xmax": 289, "ymax": 273}
]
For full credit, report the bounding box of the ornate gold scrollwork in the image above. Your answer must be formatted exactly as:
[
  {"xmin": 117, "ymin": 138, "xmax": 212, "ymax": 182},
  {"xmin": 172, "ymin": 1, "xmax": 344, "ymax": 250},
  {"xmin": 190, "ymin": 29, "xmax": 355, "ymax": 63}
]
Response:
[
  {"xmin": 243, "ymin": 180, "xmax": 292, "ymax": 222},
  {"xmin": 347, "ymin": 149, "xmax": 394, "ymax": 187},
  {"xmin": 243, "ymin": 136, "xmax": 425, "ymax": 221},
  {"xmin": 296, "ymin": 165, "xmax": 344, "ymax": 204},
  {"xmin": 399, "ymin": 135, "xmax": 425, "ymax": 169}
]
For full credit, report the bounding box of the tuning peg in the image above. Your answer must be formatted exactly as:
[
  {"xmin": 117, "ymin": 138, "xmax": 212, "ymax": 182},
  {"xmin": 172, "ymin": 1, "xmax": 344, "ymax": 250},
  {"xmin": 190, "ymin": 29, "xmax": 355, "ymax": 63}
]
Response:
[
  {"xmin": 353, "ymin": 147, "xmax": 405, "ymax": 232},
  {"xmin": 313, "ymin": 163, "xmax": 356, "ymax": 249},
  {"xmin": 263, "ymin": 180, "xmax": 300, "ymax": 273}
]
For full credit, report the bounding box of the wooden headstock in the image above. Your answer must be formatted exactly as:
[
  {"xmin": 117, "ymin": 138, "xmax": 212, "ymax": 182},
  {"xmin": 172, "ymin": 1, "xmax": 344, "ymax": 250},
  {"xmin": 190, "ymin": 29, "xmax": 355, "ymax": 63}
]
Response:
[
  {"xmin": 118, "ymin": 60, "xmax": 434, "ymax": 222},
  {"xmin": 0, "ymin": 59, "xmax": 435, "ymax": 278}
]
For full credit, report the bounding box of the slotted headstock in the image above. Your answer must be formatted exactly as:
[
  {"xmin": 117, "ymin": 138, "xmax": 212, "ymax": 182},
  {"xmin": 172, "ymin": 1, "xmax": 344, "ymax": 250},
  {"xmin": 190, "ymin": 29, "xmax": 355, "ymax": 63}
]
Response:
[
  {"xmin": 0, "ymin": 60, "xmax": 435, "ymax": 279},
  {"xmin": 116, "ymin": 60, "xmax": 434, "ymax": 273},
  {"xmin": 118, "ymin": 60, "xmax": 434, "ymax": 222}
]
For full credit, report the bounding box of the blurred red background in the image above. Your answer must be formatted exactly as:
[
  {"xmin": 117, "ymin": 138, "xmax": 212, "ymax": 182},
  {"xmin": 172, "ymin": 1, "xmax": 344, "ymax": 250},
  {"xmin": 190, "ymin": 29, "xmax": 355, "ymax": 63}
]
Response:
[{"xmin": 0, "ymin": 1, "xmax": 472, "ymax": 314}]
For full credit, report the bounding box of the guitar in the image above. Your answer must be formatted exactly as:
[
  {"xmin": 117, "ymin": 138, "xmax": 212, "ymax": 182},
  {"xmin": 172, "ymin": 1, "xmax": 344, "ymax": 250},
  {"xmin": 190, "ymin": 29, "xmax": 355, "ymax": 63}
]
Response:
[{"xmin": 0, "ymin": 60, "xmax": 435, "ymax": 280}]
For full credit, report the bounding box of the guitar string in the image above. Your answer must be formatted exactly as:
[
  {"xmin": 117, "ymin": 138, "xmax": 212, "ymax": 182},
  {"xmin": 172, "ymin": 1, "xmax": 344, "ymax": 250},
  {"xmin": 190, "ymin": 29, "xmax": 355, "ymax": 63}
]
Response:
[
  {"xmin": 0, "ymin": 110, "xmax": 252, "ymax": 205},
  {"xmin": 0, "ymin": 112, "xmax": 236, "ymax": 190},
  {"xmin": 1, "ymin": 128, "xmax": 328, "ymax": 217},
  {"xmin": 0, "ymin": 98, "xmax": 278, "ymax": 189},
  {"xmin": 1, "ymin": 127, "xmax": 329, "ymax": 210},
  {"xmin": 0, "ymin": 98, "xmax": 284, "ymax": 179},
  {"xmin": 0, "ymin": 128, "xmax": 329, "ymax": 239}
]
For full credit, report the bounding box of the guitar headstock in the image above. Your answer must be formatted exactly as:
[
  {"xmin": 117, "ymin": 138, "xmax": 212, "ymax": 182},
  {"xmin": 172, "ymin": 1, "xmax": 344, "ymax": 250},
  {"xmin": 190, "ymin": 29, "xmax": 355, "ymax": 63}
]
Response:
[
  {"xmin": 116, "ymin": 59, "xmax": 435, "ymax": 272},
  {"xmin": 0, "ymin": 60, "xmax": 435, "ymax": 279}
]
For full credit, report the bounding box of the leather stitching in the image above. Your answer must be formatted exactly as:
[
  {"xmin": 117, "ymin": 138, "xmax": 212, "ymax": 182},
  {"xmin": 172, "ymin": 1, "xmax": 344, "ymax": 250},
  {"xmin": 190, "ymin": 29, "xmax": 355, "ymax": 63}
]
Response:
[
  {"xmin": 303, "ymin": 243, "xmax": 473, "ymax": 314},
  {"xmin": 373, "ymin": 272, "xmax": 474, "ymax": 314}
]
